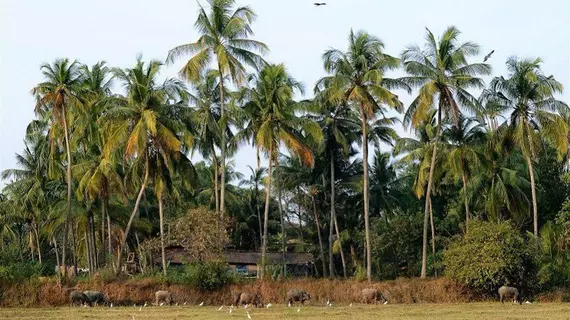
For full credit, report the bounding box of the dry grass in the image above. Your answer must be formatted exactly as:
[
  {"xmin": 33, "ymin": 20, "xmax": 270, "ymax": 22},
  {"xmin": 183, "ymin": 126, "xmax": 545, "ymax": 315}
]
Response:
[
  {"xmin": 1, "ymin": 303, "xmax": 570, "ymax": 319},
  {"xmin": 0, "ymin": 278, "xmax": 470, "ymax": 307}
]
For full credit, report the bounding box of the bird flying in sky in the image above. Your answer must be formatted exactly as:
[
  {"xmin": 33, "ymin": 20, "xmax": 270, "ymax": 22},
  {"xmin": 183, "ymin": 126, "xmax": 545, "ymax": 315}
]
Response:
[
  {"xmin": 314, "ymin": 3, "xmax": 326, "ymax": 6},
  {"xmin": 483, "ymin": 50, "xmax": 495, "ymax": 62}
]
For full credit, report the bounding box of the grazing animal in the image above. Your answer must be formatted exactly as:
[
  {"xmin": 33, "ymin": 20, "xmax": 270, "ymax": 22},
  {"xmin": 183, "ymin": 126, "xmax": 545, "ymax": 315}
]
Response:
[
  {"xmin": 483, "ymin": 50, "xmax": 495, "ymax": 62},
  {"xmin": 314, "ymin": 2, "xmax": 326, "ymax": 6},
  {"xmin": 498, "ymin": 286, "xmax": 521, "ymax": 304},
  {"xmin": 361, "ymin": 288, "xmax": 387, "ymax": 304},
  {"xmin": 83, "ymin": 291, "xmax": 109, "ymax": 306},
  {"xmin": 70, "ymin": 290, "xmax": 90, "ymax": 306},
  {"xmin": 286, "ymin": 289, "xmax": 311, "ymax": 306},
  {"xmin": 155, "ymin": 290, "xmax": 174, "ymax": 306},
  {"xmin": 239, "ymin": 292, "xmax": 263, "ymax": 308},
  {"xmin": 233, "ymin": 292, "xmax": 242, "ymax": 306}
]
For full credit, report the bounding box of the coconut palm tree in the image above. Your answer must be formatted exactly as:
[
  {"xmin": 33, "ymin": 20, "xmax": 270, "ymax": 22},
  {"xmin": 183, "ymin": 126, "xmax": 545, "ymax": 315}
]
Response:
[
  {"xmin": 102, "ymin": 57, "xmax": 191, "ymax": 275},
  {"xmin": 167, "ymin": 0, "xmax": 268, "ymax": 221},
  {"xmin": 481, "ymin": 57, "xmax": 568, "ymax": 238},
  {"xmin": 311, "ymin": 92, "xmax": 360, "ymax": 278},
  {"xmin": 245, "ymin": 64, "xmax": 321, "ymax": 278},
  {"xmin": 401, "ymin": 26, "xmax": 491, "ymax": 278},
  {"xmin": 319, "ymin": 30, "xmax": 406, "ymax": 281},
  {"xmin": 239, "ymin": 166, "xmax": 266, "ymax": 247},
  {"xmin": 443, "ymin": 116, "xmax": 486, "ymax": 232},
  {"xmin": 32, "ymin": 58, "xmax": 84, "ymax": 276}
]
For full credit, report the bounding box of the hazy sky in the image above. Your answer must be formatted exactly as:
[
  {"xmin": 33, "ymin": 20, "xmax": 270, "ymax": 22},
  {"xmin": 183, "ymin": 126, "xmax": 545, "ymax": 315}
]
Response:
[{"xmin": 1, "ymin": 0, "xmax": 569, "ymax": 186}]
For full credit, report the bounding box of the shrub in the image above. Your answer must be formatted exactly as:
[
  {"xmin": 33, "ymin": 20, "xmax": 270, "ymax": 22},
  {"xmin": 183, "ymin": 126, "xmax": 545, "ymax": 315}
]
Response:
[
  {"xmin": 0, "ymin": 262, "xmax": 48, "ymax": 284},
  {"xmin": 443, "ymin": 220, "xmax": 535, "ymax": 294},
  {"xmin": 183, "ymin": 262, "xmax": 234, "ymax": 291}
]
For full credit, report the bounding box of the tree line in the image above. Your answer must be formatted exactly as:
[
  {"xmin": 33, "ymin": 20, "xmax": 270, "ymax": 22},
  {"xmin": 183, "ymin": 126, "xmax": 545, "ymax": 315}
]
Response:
[{"xmin": 1, "ymin": 0, "xmax": 568, "ymax": 284}]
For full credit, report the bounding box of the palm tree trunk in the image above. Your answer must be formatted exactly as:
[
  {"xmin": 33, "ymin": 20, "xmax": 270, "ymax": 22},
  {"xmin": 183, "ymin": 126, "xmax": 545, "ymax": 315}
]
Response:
[
  {"xmin": 333, "ymin": 212, "xmax": 347, "ymax": 278},
  {"xmin": 71, "ymin": 224, "xmax": 78, "ymax": 276},
  {"xmin": 33, "ymin": 222, "xmax": 42, "ymax": 265},
  {"xmin": 91, "ymin": 212, "xmax": 98, "ymax": 270},
  {"xmin": 53, "ymin": 236, "xmax": 60, "ymax": 271},
  {"xmin": 526, "ymin": 155, "xmax": 538, "ymax": 238},
  {"xmin": 312, "ymin": 195, "xmax": 327, "ymax": 277},
  {"xmin": 212, "ymin": 148, "xmax": 220, "ymax": 214},
  {"xmin": 116, "ymin": 154, "xmax": 149, "ymax": 275},
  {"xmin": 329, "ymin": 152, "xmax": 336, "ymax": 278},
  {"xmin": 360, "ymin": 107, "xmax": 372, "ymax": 282},
  {"xmin": 429, "ymin": 198, "xmax": 436, "ymax": 278},
  {"xmin": 218, "ymin": 65, "xmax": 227, "ymax": 222},
  {"xmin": 158, "ymin": 195, "xmax": 167, "ymax": 276},
  {"xmin": 260, "ymin": 144, "xmax": 273, "ymax": 280},
  {"xmin": 421, "ymin": 115, "xmax": 440, "ymax": 279},
  {"xmin": 462, "ymin": 174, "xmax": 470, "ymax": 233},
  {"xmin": 61, "ymin": 105, "xmax": 72, "ymax": 278},
  {"xmin": 107, "ymin": 214, "xmax": 112, "ymax": 257},
  {"xmin": 84, "ymin": 229, "xmax": 91, "ymax": 274},
  {"xmin": 275, "ymin": 162, "xmax": 287, "ymax": 277},
  {"xmin": 101, "ymin": 196, "xmax": 107, "ymax": 266}
]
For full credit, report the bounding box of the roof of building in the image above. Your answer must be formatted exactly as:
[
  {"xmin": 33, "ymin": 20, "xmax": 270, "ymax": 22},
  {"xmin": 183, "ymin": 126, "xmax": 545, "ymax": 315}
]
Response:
[{"xmin": 159, "ymin": 246, "xmax": 313, "ymax": 265}]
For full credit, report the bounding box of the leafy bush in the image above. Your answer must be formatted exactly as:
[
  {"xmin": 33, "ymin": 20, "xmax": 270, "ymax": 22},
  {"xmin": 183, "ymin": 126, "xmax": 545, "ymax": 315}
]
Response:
[
  {"xmin": 0, "ymin": 262, "xmax": 50, "ymax": 284},
  {"xmin": 443, "ymin": 220, "xmax": 535, "ymax": 294},
  {"xmin": 183, "ymin": 262, "xmax": 234, "ymax": 291}
]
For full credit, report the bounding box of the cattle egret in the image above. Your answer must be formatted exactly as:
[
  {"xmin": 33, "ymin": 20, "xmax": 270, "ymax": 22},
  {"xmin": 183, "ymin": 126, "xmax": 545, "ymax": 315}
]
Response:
[
  {"xmin": 183, "ymin": 302, "xmax": 187, "ymax": 306},
  {"xmin": 139, "ymin": 307, "xmax": 142, "ymax": 312},
  {"xmin": 288, "ymin": 301, "xmax": 291, "ymax": 307},
  {"xmin": 349, "ymin": 303, "xmax": 353, "ymax": 307},
  {"xmin": 297, "ymin": 307, "xmax": 301, "ymax": 313},
  {"xmin": 229, "ymin": 306, "xmax": 233, "ymax": 314},
  {"xmin": 266, "ymin": 303, "xmax": 272, "ymax": 308},
  {"xmin": 144, "ymin": 302, "xmax": 148, "ymax": 307},
  {"xmin": 247, "ymin": 311, "xmax": 252, "ymax": 320},
  {"xmin": 525, "ymin": 301, "xmax": 532, "ymax": 304},
  {"xmin": 110, "ymin": 303, "xmax": 114, "ymax": 308},
  {"xmin": 218, "ymin": 305, "xmax": 224, "ymax": 311},
  {"xmin": 175, "ymin": 303, "xmax": 178, "ymax": 306},
  {"xmin": 160, "ymin": 302, "xmax": 164, "ymax": 307},
  {"xmin": 384, "ymin": 301, "xmax": 388, "ymax": 305},
  {"xmin": 199, "ymin": 301, "xmax": 204, "ymax": 307},
  {"xmin": 245, "ymin": 304, "xmax": 249, "ymax": 309}
]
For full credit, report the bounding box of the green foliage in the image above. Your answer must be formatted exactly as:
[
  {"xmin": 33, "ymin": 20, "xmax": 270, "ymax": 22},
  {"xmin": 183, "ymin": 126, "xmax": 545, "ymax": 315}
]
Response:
[
  {"xmin": 444, "ymin": 220, "xmax": 535, "ymax": 293},
  {"xmin": 0, "ymin": 262, "xmax": 53, "ymax": 284},
  {"xmin": 178, "ymin": 262, "xmax": 234, "ymax": 291}
]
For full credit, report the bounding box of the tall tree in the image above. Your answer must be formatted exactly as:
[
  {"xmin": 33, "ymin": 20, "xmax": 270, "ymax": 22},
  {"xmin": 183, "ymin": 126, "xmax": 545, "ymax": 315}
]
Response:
[
  {"xmin": 481, "ymin": 57, "xmax": 568, "ymax": 238},
  {"xmin": 320, "ymin": 30, "xmax": 406, "ymax": 281},
  {"xmin": 32, "ymin": 59, "xmax": 84, "ymax": 276},
  {"xmin": 167, "ymin": 0, "xmax": 268, "ymax": 222},
  {"xmin": 102, "ymin": 58, "xmax": 191, "ymax": 275},
  {"xmin": 245, "ymin": 64, "xmax": 321, "ymax": 279},
  {"xmin": 401, "ymin": 26, "xmax": 490, "ymax": 278},
  {"xmin": 443, "ymin": 116, "xmax": 486, "ymax": 232}
]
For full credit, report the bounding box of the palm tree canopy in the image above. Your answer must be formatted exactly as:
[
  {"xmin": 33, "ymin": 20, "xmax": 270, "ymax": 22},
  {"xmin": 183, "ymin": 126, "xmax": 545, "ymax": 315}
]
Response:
[
  {"xmin": 166, "ymin": 0, "xmax": 268, "ymax": 83},
  {"xmin": 402, "ymin": 26, "xmax": 491, "ymax": 127}
]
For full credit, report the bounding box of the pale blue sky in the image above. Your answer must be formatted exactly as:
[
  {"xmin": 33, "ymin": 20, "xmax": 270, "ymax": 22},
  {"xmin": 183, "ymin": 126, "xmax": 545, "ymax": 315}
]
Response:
[{"xmin": 1, "ymin": 0, "xmax": 569, "ymax": 185}]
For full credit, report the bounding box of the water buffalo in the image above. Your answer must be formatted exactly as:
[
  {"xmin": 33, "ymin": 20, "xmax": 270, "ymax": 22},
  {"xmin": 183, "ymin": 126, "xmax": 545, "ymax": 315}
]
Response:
[
  {"xmin": 83, "ymin": 291, "xmax": 109, "ymax": 306},
  {"xmin": 155, "ymin": 290, "xmax": 174, "ymax": 306},
  {"xmin": 361, "ymin": 288, "xmax": 387, "ymax": 304},
  {"xmin": 70, "ymin": 290, "xmax": 90, "ymax": 306},
  {"xmin": 498, "ymin": 286, "xmax": 521, "ymax": 304},
  {"xmin": 239, "ymin": 292, "xmax": 263, "ymax": 307},
  {"xmin": 286, "ymin": 289, "xmax": 311, "ymax": 306}
]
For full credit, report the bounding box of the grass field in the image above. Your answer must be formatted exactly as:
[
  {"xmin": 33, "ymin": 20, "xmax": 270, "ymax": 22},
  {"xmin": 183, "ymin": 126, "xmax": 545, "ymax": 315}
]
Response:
[{"xmin": 1, "ymin": 303, "xmax": 570, "ymax": 319}]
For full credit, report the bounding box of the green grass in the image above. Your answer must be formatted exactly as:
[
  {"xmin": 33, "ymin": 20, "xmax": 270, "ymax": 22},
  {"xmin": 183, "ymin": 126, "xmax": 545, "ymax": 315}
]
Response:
[{"xmin": 1, "ymin": 303, "xmax": 570, "ymax": 319}]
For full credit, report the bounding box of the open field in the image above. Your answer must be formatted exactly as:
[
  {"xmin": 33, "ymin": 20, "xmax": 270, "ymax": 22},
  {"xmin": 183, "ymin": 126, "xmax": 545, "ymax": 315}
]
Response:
[{"xmin": 2, "ymin": 303, "xmax": 570, "ymax": 320}]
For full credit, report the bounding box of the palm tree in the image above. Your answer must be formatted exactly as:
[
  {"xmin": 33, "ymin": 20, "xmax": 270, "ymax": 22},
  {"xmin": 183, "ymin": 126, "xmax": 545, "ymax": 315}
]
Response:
[
  {"xmin": 311, "ymin": 93, "xmax": 360, "ymax": 278},
  {"xmin": 401, "ymin": 26, "xmax": 490, "ymax": 278},
  {"xmin": 245, "ymin": 64, "xmax": 321, "ymax": 278},
  {"xmin": 443, "ymin": 116, "xmax": 486, "ymax": 232},
  {"xmin": 239, "ymin": 166, "xmax": 266, "ymax": 247},
  {"xmin": 102, "ymin": 57, "xmax": 191, "ymax": 275},
  {"xmin": 481, "ymin": 57, "xmax": 568, "ymax": 238},
  {"xmin": 167, "ymin": 0, "xmax": 268, "ymax": 222},
  {"xmin": 32, "ymin": 59, "xmax": 84, "ymax": 276},
  {"xmin": 320, "ymin": 30, "xmax": 406, "ymax": 281}
]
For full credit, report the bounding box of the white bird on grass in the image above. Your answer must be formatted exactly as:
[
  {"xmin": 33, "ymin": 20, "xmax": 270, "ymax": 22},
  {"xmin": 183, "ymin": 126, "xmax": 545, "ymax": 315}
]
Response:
[
  {"xmin": 160, "ymin": 302, "xmax": 164, "ymax": 307},
  {"xmin": 183, "ymin": 301, "xmax": 187, "ymax": 306},
  {"xmin": 266, "ymin": 303, "xmax": 272, "ymax": 308},
  {"xmin": 144, "ymin": 302, "xmax": 148, "ymax": 307},
  {"xmin": 297, "ymin": 306, "xmax": 301, "ymax": 313},
  {"xmin": 199, "ymin": 301, "xmax": 204, "ymax": 307},
  {"xmin": 244, "ymin": 304, "xmax": 249, "ymax": 309},
  {"xmin": 139, "ymin": 307, "xmax": 142, "ymax": 312},
  {"xmin": 247, "ymin": 311, "xmax": 252, "ymax": 320},
  {"xmin": 525, "ymin": 301, "xmax": 532, "ymax": 304},
  {"xmin": 218, "ymin": 305, "xmax": 224, "ymax": 311},
  {"xmin": 175, "ymin": 303, "xmax": 178, "ymax": 306},
  {"xmin": 229, "ymin": 305, "xmax": 233, "ymax": 314},
  {"xmin": 384, "ymin": 301, "xmax": 388, "ymax": 305},
  {"xmin": 349, "ymin": 303, "xmax": 353, "ymax": 307},
  {"xmin": 288, "ymin": 301, "xmax": 291, "ymax": 307},
  {"xmin": 110, "ymin": 303, "xmax": 114, "ymax": 308}
]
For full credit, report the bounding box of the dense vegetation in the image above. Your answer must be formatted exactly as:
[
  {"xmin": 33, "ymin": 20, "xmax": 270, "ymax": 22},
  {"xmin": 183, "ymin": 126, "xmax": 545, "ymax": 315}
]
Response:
[{"xmin": 1, "ymin": 0, "xmax": 569, "ymax": 295}]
